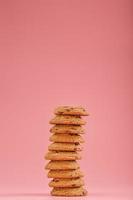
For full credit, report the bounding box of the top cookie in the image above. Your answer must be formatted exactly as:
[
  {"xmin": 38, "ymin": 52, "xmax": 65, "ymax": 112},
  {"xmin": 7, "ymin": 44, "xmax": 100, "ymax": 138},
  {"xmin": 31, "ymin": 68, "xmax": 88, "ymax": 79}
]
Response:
[{"xmin": 54, "ymin": 106, "xmax": 89, "ymax": 116}]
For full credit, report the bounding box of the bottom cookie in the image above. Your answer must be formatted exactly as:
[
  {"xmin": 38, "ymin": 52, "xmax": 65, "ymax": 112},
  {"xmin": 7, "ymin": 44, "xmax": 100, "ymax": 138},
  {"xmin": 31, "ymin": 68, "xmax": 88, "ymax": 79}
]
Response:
[{"xmin": 51, "ymin": 187, "xmax": 87, "ymax": 196}]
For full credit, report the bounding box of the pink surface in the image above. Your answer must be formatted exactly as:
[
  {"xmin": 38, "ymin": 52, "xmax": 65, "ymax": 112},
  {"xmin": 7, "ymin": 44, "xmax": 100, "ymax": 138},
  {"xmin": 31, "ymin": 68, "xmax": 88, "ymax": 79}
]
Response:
[{"xmin": 0, "ymin": 0, "xmax": 133, "ymax": 199}]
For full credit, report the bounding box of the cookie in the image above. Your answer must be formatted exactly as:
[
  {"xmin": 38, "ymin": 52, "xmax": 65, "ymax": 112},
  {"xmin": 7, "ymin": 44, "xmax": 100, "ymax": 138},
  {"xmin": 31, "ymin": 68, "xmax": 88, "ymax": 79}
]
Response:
[
  {"xmin": 54, "ymin": 106, "xmax": 89, "ymax": 116},
  {"xmin": 48, "ymin": 169, "xmax": 84, "ymax": 179},
  {"xmin": 50, "ymin": 125, "xmax": 85, "ymax": 134},
  {"xmin": 45, "ymin": 161, "xmax": 79, "ymax": 170},
  {"xmin": 48, "ymin": 143, "xmax": 82, "ymax": 151},
  {"xmin": 45, "ymin": 151, "xmax": 81, "ymax": 160},
  {"xmin": 51, "ymin": 187, "xmax": 87, "ymax": 196},
  {"xmin": 50, "ymin": 115, "xmax": 86, "ymax": 125},
  {"xmin": 50, "ymin": 133, "xmax": 84, "ymax": 143},
  {"xmin": 49, "ymin": 177, "xmax": 84, "ymax": 188}
]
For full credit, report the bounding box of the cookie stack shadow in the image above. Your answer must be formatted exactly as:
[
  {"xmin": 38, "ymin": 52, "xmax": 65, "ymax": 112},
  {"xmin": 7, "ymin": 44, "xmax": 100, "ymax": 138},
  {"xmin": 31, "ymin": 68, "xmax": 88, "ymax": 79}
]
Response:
[{"xmin": 45, "ymin": 106, "xmax": 89, "ymax": 196}]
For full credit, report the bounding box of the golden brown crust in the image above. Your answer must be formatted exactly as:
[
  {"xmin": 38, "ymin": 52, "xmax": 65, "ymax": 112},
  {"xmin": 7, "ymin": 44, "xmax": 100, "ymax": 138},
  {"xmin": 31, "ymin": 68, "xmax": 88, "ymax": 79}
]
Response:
[
  {"xmin": 49, "ymin": 178, "xmax": 84, "ymax": 188},
  {"xmin": 45, "ymin": 151, "xmax": 81, "ymax": 160},
  {"xmin": 50, "ymin": 133, "xmax": 84, "ymax": 143},
  {"xmin": 54, "ymin": 106, "xmax": 89, "ymax": 116},
  {"xmin": 50, "ymin": 115, "xmax": 86, "ymax": 125},
  {"xmin": 48, "ymin": 169, "xmax": 84, "ymax": 179},
  {"xmin": 50, "ymin": 125, "xmax": 85, "ymax": 134},
  {"xmin": 51, "ymin": 187, "xmax": 87, "ymax": 196},
  {"xmin": 48, "ymin": 142, "xmax": 82, "ymax": 151},
  {"xmin": 45, "ymin": 161, "xmax": 79, "ymax": 170}
]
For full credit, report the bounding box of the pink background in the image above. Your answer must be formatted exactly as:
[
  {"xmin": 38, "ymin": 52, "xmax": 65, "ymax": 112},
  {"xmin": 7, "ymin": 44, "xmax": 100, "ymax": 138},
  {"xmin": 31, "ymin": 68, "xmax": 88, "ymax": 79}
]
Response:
[{"xmin": 0, "ymin": 0, "xmax": 133, "ymax": 199}]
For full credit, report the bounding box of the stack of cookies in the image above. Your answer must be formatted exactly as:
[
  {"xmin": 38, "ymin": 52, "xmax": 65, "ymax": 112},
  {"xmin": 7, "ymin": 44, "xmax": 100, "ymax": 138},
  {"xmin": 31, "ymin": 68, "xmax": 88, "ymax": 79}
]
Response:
[{"xmin": 45, "ymin": 106, "xmax": 89, "ymax": 196}]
